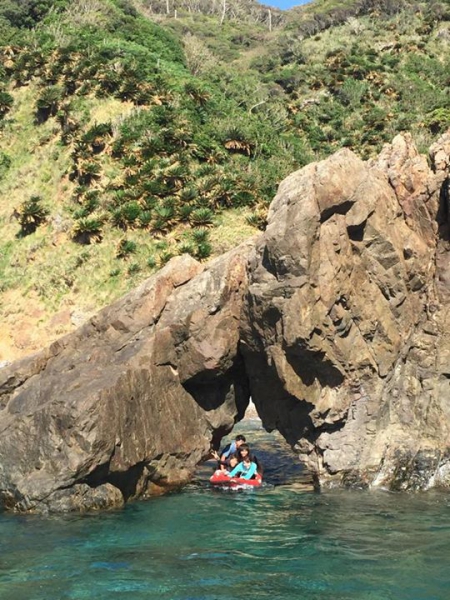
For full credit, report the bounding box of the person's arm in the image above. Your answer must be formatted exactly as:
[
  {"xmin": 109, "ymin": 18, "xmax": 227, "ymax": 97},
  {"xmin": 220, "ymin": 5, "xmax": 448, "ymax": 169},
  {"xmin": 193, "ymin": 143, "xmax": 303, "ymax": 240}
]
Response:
[
  {"xmin": 228, "ymin": 463, "xmax": 242, "ymax": 478},
  {"xmin": 220, "ymin": 443, "xmax": 232, "ymax": 461},
  {"xmin": 240, "ymin": 462, "xmax": 257, "ymax": 480}
]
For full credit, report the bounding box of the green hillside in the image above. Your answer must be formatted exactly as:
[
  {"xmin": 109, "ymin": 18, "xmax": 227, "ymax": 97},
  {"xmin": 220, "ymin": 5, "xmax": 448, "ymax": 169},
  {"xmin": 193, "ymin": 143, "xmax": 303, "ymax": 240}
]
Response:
[{"xmin": 0, "ymin": 0, "xmax": 449, "ymax": 358}]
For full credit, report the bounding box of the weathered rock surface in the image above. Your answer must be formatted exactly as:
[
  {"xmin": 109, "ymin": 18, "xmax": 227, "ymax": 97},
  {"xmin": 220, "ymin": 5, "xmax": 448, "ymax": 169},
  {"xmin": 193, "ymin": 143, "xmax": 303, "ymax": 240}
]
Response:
[
  {"xmin": 241, "ymin": 131, "xmax": 450, "ymax": 490},
  {"xmin": 1, "ymin": 131, "xmax": 450, "ymax": 512},
  {"xmin": 0, "ymin": 246, "xmax": 251, "ymax": 512}
]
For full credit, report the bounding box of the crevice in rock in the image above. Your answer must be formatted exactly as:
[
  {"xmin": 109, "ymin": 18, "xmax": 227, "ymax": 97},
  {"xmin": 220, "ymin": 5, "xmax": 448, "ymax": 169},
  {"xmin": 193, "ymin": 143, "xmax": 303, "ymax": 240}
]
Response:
[
  {"xmin": 436, "ymin": 177, "xmax": 450, "ymax": 241},
  {"xmin": 78, "ymin": 459, "xmax": 148, "ymax": 502},
  {"xmin": 347, "ymin": 219, "xmax": 367, "ymax": 242},
  {"xmin": 313, "ymin": 417, "xmax": 347, "ymax": 436},
  {"xmin": 261, "ymin": 245, "xmax": 285, "ymax": 278},
  {"xmin": 273, "ymin": 393, "xmax": 316, "ymax": 448},
  {"xmin": 182, "ymin": 356, "xmax": 250, "ymax": 420},
  {"xmin": 320, "ymin": 200, "xmax": 354, "ymax": 223},
  {"xmin": 284, "ymin": 343, "xmax": 345, "ymax": 388},
  {"xmin": 79, "ymin": 461, "xmax": 111, "ymax": 489},
  {"xmin": 106, "ymin": 462, "xmax": 146, "ymax": 502}
]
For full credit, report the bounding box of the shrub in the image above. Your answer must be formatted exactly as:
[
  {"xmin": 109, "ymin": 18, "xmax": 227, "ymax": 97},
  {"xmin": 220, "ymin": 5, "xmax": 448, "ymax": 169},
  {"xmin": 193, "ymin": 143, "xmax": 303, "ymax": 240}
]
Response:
[
  {"xmin": 424, "ymin": 108, "xmax": 450, "ymax": 134},
  {"xmin": 71, "ymin": 216, "xmax": 104, "ymax": 245},
  {"xmin": 190, "ymin": 207, "xmax": 214, "ymax": 226},
  {"xmin": 0, "ymin": 90, "xmax": 13, "ymax": 119},
  {"xmin": 337, "ymin": 78, "xmax": 368, "ymax": 107},
  {"xmin": 15, "ymin": 195, "xmax": 49, "ymax": 236},
  {"xmin": 35, "ymin": 85, "xmax": 63, "ymax": 123},
  {"xmin": 116, "ymin": 238, "xmax": 137, "ymax": 258},
  {"xmin": 127, "ymin": 262, "xmax": 141, "ymax": 275},
  {"xmin": 196, "ymin": 241, "xmax": 212, "ymax": 260},
  {"xmin": 0, "ymin": 152, "xmax": 11, "ymax": 179}
]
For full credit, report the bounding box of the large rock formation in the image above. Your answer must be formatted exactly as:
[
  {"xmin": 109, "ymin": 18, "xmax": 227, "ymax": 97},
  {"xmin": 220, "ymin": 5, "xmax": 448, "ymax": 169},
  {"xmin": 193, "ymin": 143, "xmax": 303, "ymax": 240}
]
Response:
[
  {"xmin": 1, "ymin": 131, "xmax": 450, "ymax": 512},
  {"xmin": 241, "ymin": 132, "xmax": 450, "ymax": 490},
  {"xmin": 0, "ymin": 246, "xmax": 251, "ymax": 512}
]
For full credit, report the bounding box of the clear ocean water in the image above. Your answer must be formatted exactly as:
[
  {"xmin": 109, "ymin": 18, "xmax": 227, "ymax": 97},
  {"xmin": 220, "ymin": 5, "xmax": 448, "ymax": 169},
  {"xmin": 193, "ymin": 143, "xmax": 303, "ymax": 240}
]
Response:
[{"xmin": 1, "ymin": 417, "xmax": 449, "ymax": 600}]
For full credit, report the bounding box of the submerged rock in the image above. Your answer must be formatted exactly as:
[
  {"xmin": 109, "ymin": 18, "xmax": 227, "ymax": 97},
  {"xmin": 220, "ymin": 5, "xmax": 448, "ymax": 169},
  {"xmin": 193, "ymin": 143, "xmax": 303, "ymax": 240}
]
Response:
[{"xmin": 1, "ymin": 131, "xmax": 450, "ymax": 511}]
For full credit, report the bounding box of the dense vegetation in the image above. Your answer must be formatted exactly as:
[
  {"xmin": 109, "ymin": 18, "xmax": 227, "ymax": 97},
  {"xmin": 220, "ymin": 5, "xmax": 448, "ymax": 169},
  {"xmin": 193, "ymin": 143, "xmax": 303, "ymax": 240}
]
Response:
[{"xmin": 0, "ymin": 0, "xmax": 449, "ymax": 353}]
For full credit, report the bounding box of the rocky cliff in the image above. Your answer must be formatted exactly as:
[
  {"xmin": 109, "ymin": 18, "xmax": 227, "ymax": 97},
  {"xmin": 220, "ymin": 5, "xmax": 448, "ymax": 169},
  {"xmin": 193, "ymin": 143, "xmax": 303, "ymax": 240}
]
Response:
[
  {"xmin": 242, "ymin": 132, "xmax": 450, "ymax": 490},
  {"xmin": 1, "ymin": 132, "xmax": 450, "ymax": 512},
  {"xmin": 0, "ymin": 247, "xmax": 251, "ymax": 511}
]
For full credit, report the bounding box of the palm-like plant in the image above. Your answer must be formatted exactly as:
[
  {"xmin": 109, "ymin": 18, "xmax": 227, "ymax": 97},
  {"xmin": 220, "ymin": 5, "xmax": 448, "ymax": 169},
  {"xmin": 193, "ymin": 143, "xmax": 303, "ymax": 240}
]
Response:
[
  {"xmin": 121, "ymin": 202, "xmax": 142, "ymax": 227},
  {"xmin": 196, "ymin": 241, "xmax": 212, "ymax": 260},
  {"xmin": 15, "ymin": 195, "xmax": 49, "ymax": 236},
  {"xmin": 246, "ymin": 208, "xmax": 268, "ymax": 231},
  {"xmin": 71, "ymin": 216, "xmax": 104, "ymax": 245},
  {"xmin": 159, "ymin": 249, "xmax": 176, "ymax": 266},
  {"xmin": 223, "ymin": 126, "xmax": 254, "ymax": 156},
  {"xmin": 74, "ymin": 160, "xmax": 102, "ymax": 185},
  {"xmin": 35, "ymin": 85, "xmax": 63, "ymax": 123},
  {"xmin": 178, "ymin": 204, "xmax": 193, "ymax": 222},
  {"xmin": 190, "ymin": 207, "xmax": 214, "ymax": 227},
  {"xmin": 81, "ymin": 122, "xmax": 113, "ymax": 154},
  {"xmin": 152, "ymin": 204, "xmax": 175, "ymax": 232},
  {"xmin": 116, "ymin": 239, "xmax": 137, "ymax": 258},
  {"xmin": 184, "ymin": 81, "xmax": 211, "ymax": 106},
  {"xmin": 0, "ymin": 90, "xmax": 13, "ymax": 119},
  {"xmin": 139, "ymin": 210, "xmax": 152, "ymax": 228},
  {"xmin": 111, "ymin": 202, "xmax": 141, "ymax": 230},
  {"xmin": 191, "ymin": 227, "xmax": 209, "ymax": 244}
]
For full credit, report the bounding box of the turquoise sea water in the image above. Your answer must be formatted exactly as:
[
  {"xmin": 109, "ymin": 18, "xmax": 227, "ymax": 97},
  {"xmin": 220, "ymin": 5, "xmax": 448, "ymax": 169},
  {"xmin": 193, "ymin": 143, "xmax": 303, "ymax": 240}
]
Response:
[{"xmin": 1, "ymin": 418, "xmax": 449, "ymax": 600}]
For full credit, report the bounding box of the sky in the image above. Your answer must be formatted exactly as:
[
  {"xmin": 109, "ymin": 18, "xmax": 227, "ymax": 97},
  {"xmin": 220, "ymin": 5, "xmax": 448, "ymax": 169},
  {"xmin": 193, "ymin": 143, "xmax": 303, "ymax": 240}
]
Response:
[{"xmin": 264, "ymin": 0, "xmax": 312, "ymax": 11}]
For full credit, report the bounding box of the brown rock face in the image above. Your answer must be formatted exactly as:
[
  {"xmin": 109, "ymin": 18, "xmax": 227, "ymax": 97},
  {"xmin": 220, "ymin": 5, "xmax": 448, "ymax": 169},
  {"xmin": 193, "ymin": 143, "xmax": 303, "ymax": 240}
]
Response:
[
  {"xmin": 1, "ymin": 132, "xmax": 450, "ymax": 512},
  {"xmin": 241, "ymin": 132, "xmax": 450, "ymax": 490},
  {"xmin": 0, "ymin": 247, "xmax": 251, "ymax": 512}
]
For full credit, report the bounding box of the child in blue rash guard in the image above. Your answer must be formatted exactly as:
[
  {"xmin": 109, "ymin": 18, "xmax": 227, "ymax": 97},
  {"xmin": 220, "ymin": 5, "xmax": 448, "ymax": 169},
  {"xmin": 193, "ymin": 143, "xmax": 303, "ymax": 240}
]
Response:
[{"xmin": 228, "ymin": 443, "xmax": 258, "ymax": 480}]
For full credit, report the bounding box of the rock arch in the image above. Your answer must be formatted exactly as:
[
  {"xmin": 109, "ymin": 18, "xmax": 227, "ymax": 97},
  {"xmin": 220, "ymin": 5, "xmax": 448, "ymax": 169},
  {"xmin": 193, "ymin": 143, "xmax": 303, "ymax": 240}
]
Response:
[{"xmin": 1, "ymin": 132, "xmax": 450, "ymax": 512}]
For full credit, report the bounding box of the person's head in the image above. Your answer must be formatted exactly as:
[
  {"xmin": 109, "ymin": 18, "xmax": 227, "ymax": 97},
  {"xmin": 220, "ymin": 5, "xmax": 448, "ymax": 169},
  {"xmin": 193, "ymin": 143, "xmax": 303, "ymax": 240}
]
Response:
[
  {"xmin": 237, "ymin": 443, "xmax": 252, "ymax": 463},
  {"xmin": 235, "ymin": 434, "xmax": 246, "ymax": 448},
  {"xmin": 229, "ymin": 455, "xmax": 239, "ymax": 469}
]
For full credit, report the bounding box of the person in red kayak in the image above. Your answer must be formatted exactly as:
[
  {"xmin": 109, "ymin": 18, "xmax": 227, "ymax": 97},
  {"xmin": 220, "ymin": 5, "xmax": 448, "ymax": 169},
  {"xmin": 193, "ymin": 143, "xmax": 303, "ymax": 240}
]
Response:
[
  {"xmin": 211, "ymin": 434, "xmax": 246, "ymax": 471},
  {"xmin": 228, "ymin": 444, "xmax": 258, "ymax": 481}
]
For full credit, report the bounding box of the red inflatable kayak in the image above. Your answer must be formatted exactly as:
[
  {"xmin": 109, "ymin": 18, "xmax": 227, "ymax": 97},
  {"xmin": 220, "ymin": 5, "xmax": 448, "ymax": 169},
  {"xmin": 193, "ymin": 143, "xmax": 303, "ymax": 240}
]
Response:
[{"xmin": 210, "ymin": 470, "xmax": 262, "ymax": 488}]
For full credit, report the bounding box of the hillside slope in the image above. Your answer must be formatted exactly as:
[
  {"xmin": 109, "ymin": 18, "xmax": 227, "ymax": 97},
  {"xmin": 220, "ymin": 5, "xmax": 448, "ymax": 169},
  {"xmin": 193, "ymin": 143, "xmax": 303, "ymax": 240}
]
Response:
[{"xmin": 0, "ymin": 0, "xmax": 449, "ymax": 360}]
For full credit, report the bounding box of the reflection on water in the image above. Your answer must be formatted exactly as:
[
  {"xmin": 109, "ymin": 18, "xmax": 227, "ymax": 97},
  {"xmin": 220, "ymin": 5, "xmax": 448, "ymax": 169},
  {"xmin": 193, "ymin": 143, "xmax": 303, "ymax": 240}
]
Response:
[{"xmin": 1, "ymin": 417, "xmax": 449, "ymax": 599}]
